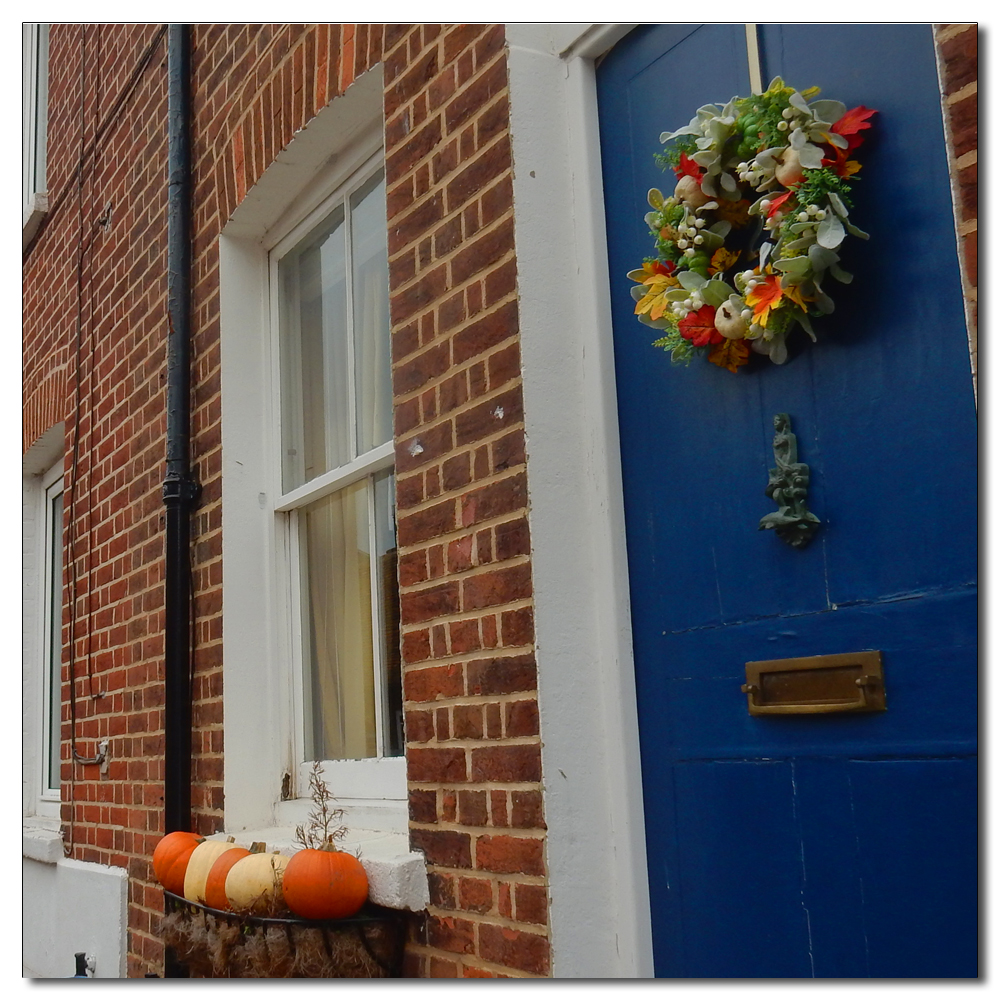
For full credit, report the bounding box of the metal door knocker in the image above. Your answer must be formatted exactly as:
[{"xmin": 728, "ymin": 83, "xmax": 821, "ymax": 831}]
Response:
[{"xmin": 759, "ymin": 413, "xmax": 821, "ymax": 549}]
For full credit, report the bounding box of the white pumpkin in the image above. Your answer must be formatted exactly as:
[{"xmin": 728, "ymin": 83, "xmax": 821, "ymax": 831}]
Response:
[
  {"xmin": 182, "ymin": 838, "xmax": 240, "ymax": 904},
  {"xmin": 225, "ymin": 851, "xmax": 289, "ymax": 914},
  {"xmin": 714, "ymin": 299, "xmax": 749, "ymax": 340},
  {"xmin": 674, "ymin": 175, "xmax": 710, "ymax": 208}
]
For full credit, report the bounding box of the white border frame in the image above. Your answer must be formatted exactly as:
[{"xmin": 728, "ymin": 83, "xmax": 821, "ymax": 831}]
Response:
[{"xmin": 505, "ymin": 23, "xmax": 654, "ymax": 978}]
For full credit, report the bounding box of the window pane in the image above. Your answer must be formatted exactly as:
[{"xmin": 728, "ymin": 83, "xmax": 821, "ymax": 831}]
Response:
[
  {"xmin": 373, "ymin": 470, "xmax": 403, "ymax": 756},
  {"xmin": 47, "ymin": 488, "xmax": 62, "ymax": 792},
  {"xmin": 351, "ymin": 172, "xmax": 392, "ymax": 455},
  {"xmin": 300, "ymin": 480, "xmax": 377, "ymax": 761},
  {"xmin": 279, "ymin": 205, "xmax": 350, "ymax": 491}
]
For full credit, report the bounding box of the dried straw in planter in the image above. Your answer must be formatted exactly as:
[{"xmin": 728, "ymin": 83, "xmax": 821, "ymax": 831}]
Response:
[{"xmin": 159, "ymin": 908, "xmax": 393, "ymax": 978}]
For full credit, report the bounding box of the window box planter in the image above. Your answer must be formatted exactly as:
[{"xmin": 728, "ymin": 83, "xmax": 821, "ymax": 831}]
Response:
[{"xmin": 160, "ymin": 890, "xmax": 406, "ymax": 978}]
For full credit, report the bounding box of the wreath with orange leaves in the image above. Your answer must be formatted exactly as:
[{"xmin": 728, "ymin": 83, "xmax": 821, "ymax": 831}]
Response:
[{"xmin": 629, "ymin": 78, "xmax": 876, "ymax": 372}]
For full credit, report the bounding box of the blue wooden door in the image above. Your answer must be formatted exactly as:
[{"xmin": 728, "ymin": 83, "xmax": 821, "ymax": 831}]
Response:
[{"xmin": 598, "ymin": 24, "xmax": 977, "ymax": 978}]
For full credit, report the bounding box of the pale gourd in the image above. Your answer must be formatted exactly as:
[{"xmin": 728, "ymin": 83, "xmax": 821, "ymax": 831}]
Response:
[
  {"xmin": 225, "ymin": 851, "xmax": 289, "ymax": 914},
  {"xmin": 182, "ymin": 838, "xmax": 239, "ymax": 904}
]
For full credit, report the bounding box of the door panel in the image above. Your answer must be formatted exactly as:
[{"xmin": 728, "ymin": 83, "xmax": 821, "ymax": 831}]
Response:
[{"xmin": 597, "ymin": 24, "xmax": 976, "ymax": 977}]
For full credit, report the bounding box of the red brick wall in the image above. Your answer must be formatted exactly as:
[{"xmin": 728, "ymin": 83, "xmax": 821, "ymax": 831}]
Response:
[
  {"xmin": 25, "ymin": 22, "xmax": 549, "ymax": 978},
  {"xmin": 382, "ymin": 24, "xmax": 551, "ymax": 978},
  {"xmin": 935, "ymin": 23, "xmax": 978, "ymax": 382}
]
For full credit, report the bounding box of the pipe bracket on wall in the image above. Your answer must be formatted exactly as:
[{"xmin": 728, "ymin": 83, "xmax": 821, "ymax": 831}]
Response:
[{"xmin": 758, "ymin": 413, "xmax": 821, "ymax": 549}]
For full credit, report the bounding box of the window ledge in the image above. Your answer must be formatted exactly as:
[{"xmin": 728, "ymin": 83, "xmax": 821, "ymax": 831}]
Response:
[
  {"xmin": 23, "ymin": 192, "xmax": 48, "ymax": 250},
  {"xmin": 23, "ymin": 819, "xmax": 63, "ymax": 863},
  {"xmin": 211, "ymin": 827, "xmax": 429, "ymax": 913}
]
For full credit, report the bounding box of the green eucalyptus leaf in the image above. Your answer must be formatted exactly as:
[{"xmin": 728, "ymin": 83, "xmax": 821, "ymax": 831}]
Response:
[
  {"xmin": 792, "ymin": 311, "xmax": 818, "ymax": 341},
  {"xmin": 813, "ymin": 287, "xmax": 835, "ymax": 314},
  {"xmin": 829, "ymin": 263, "xmax": 854, "ymax": 284},
  {"xmin": 828, "ymin": 192, "xmax": 849, "ymax": 218},
  {"xmin": 786, "ymin": 236, "xmax": 817, "ymax": 253},
  {"xmin": 809, "ymin": 100, "xmax": 846, "ymax": 124},
  {"xmin": 817, "ymin": 213, "xmax": 846, "ymax": 249},
  {"xmin": 708, "ymin": 220, "xmax": 732, "ymax": 238},
  {"xmin": 677, "ymin": 270, "xmax": 706, "ymax": 290},
  {"xmin": 797, "ymin": 143, "xmax": 826, "ymax": 170},
  {"xmin": 789, "ymin": 91, "xmax": 812, "ymax": 114},
  {"xmin": 697, "ymin": 231, "xmax": 724, "ymax": 252},
  {"xmin": 808, "ymin": 243, "xmax": 840, "ymax": 270},
  {"xmin": 772, "ymin": 255, "xmax": 811, "ymax": 274},
  {"xmin": 844, "ymin": 221, "xmax": 870, "ymax": 240},
  {"xmin": 702, "ymin": 279, "xmax": 734, "ymax": 307}
]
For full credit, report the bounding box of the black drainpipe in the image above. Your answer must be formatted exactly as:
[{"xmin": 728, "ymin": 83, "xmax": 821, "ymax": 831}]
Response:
[{"xmin": 163, "ymin": 22, "xmax": 197, "ymax": 839}]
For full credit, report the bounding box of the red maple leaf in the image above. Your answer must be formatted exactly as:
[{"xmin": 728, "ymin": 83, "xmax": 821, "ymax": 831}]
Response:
[
  {"xmin": 766, "ymin": 190, "xmax": 794, "ymax": 217},
  {"xmin": 678, "ymin": 304, "xmax": 723, "ymax": 346},
  {"xmin": 674, "ymin": 151, "xmax": 704, "ymax": 181},
  {"xmin": 830, "ymin": 106, "xmax": 877, "ymax": 152}
]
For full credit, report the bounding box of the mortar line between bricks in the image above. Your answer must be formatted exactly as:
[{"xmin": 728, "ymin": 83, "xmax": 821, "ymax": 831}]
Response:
[
  {"xmin": 945, "ymin": 81, "xmax": 977, "ymax": 104},
  {"xmin": 404, "ymin": 693, "xmax": 539, "ymax": 714},
  {"xmin": 386, "ymin": 119, "xmax": 513, "ymax": 224},
  {"xmin": 392, "ymin": 324, "xmax": 521, "ymax": 402},
  {"xmin": 392, "ymin": 242, "xmax": 517, "ymax": 318},
  {"xmin": 935, "ymin": 23, "xmax": 977, "ymax": 43},
  {"xmin": 401, "ymin": 630, "xmax": 534, "ymax": 656},
  {"xmin": 398, "ymin": 553, "xmax": 531, "ymax": 591},
  {"xmin": 387, "ymin": 176, "xmax": 514, "ymax": 269},
  {"xmin": 408, "ymin": 734, "xmax": 542, "ymax": 751},
  {"xmin": 396, "ymin": 462, "xmax": 529, "ymax": 521},
  {"xmin": 386, "ymin": 45, "xmax": 509, "ymax": 147}
]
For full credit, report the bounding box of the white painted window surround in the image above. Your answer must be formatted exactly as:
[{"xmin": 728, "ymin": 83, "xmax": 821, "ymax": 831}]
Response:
[
  {"xmin": 23, "ymin": 426, "xmax": 65, "ymax": 834},
  {"xmin": 219, "ymin": 65, "xmax": 426, "ymax": 912},
  {"xmin": 23, "ymin": 22, "xmax": 49, "ymax": 248},
  {"xmin": 504, "ymin": 23, "xmax": 654, "ymax": 978}
]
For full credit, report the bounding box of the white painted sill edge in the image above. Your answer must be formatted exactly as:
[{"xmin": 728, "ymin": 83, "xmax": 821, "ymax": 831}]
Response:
[
  {"xmin": 207, "ymin": 828, "xmax": 429, "ymax": 913},
  {"xmin": 23, "ymin": 192, "xmax": 49, "ymax": 250},
  {"xmin": 23, "ymin": 820, "xmax": 63, "ymax": 864}
]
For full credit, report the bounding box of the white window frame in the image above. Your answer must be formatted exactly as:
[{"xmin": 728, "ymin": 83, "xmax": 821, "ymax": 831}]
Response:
[
  {"xmin": 23, "ymin": 22, "xmax": 49, "ymax": 246},
  {"xmin": 265, "ymin": 154, "xmax": 402, "ymax": 802},
  {"xmin": 219, "ymin": 66, "xmax": 409, "ymax": 839},
  {"xmin": 23, "ymin": 432, "xmax": 65, "ymax": 828},
  {"xmin": 39, "ymin": 462, "xmax": 65, "ymax": 804}
]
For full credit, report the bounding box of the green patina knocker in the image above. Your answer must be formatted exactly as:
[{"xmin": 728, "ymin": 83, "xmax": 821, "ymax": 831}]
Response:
[{"xmin": 759, "ymin": 413, "xmax": 821, "ymax": 549}]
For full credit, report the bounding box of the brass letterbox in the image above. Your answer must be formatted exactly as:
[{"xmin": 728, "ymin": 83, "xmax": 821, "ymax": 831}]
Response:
[{"xmin": 742, "ymin": 650, "xmax": 885, "ymax": 716}]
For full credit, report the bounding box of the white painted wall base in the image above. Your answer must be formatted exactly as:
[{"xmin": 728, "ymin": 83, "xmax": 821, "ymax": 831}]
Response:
[{"xmin": 22, "ymin": 853, "xmax": 127, "ymax": 979}]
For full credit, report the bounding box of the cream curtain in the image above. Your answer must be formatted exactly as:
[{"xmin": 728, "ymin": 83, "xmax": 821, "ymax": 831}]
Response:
[{"xmin": 303, "ymin": 483, "xmax": 376, "ymax": 761}]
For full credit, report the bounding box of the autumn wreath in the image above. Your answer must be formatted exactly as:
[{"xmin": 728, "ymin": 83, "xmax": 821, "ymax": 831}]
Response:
[{"xmin": 629, "ymin": 77, "xmax": 876, "ymax": 372}]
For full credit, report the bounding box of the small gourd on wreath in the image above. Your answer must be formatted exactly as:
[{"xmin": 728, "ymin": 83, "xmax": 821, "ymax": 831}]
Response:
[{"xmin": 629, "ymin": 77, "xmax": 876, "ymax": 372}]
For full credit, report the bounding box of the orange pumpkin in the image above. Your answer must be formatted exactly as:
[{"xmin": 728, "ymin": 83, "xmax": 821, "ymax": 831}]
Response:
[
  {"xmin": 152, "ymin": 831, "xmax": 202, "ymax": 896},
  {"xmin": 203, "ymin": 846, "xmax": 252, "ymax": 910},
  {"xmin": 282, "ymin": 848, "xmax": 369, "ymax": 920}
]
